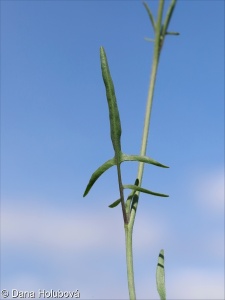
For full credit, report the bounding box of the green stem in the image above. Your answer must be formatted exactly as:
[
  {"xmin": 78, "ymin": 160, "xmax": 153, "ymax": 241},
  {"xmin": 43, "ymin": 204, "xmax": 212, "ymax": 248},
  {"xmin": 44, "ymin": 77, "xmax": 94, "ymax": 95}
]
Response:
[
  {"xmin": 117, "ymin": 162, "xmax": 129, "ymax": 224},
  {"xmin": 137, "ymin": 0, "xmax": 163, "ymax": 192},
  {"xmin": 129, "ymin": 0, "xmax": 164, "ymax": 232},
  {"xmin": 137, "ymin": 56, "xmax": 160, "ymax": 185},
  {"xmin": 125, "ymin": 48, "xmax": 160, "ymax": 299},
  {"xmin": 125, "ymin": 223, "xmax": 136, "ymax": 300},
  {"xmin": 125, "ymin": 1, "xmax": 178, "ymax": 299}
]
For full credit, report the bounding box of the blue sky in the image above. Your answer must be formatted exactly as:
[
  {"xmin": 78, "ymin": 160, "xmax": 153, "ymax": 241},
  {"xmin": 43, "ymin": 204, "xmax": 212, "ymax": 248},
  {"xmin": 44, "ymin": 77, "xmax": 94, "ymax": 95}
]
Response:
[{"xmin": 1, "ymin": 1, "xmax": 224, "ymax": 299}]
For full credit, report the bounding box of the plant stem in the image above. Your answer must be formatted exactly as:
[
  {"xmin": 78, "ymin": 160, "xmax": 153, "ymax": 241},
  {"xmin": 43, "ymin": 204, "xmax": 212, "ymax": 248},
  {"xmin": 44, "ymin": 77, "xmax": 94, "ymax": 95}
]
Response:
[
  {"xmin": 137, "ymin": 56, "xmax": 160, "ymax": 186},
  {"xmin": 125, "ymin": 49, "xmax": 161, "ymax": 299},
  {"xmin": 117, "ymin": 163, "xmax": 129, "ymax": 224},
  {"xmin": 125, "ymin": 1, "xmax": 178, "ymax": 299},
  {"xmin": 125, "ymin": 223, "xmax": 136, "ymax": 300},
  {"xmin": 137, "ymin": 0, "xmax": 163, "ymax": 191}
]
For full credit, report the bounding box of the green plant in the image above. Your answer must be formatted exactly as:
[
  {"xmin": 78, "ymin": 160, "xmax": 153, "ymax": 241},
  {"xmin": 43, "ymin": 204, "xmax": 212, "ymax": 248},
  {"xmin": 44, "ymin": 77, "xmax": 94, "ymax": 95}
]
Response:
[{"xmin": 83, "ymin": 1, "xmax": 179, "ymax": 299}]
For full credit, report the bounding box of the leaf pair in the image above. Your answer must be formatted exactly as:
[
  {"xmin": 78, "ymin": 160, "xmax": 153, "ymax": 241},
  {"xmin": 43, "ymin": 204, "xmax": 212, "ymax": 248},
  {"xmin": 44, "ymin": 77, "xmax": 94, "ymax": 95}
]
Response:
[
  {"xmin": 83, "ymin": 152, "xmax": 169, "ymax": 198},
  {"xmin": 143, "ymin": 0, "xmax": 179, "ymax": 50},
  {"xmin": 83, "ymin": 47, "xmax": 169, "ymax": 204}
]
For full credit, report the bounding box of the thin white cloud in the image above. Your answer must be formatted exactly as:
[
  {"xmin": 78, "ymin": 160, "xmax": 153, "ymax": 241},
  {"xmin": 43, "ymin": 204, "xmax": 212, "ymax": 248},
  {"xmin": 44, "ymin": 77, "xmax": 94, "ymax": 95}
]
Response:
[
  {"xmin": 3, "ymin": 263, "xmax": 224, "ymax": 299},
  {"xmin": 1, "ymin": 201, "xmax": 168, "ymax": 257},
  {"xmin": 1, "ymin": 201, "xmax": 170, "ymax": 298},
  {"xmin": 111, "ymin": 267, "xmax": 225, "ymax": 300},
  {"xmin": 167, "ymin": 268, "xmax": 225, "ymax": 300},
  {"xmin": 2, "ymin": 201, "xmax": 224, "ymax": 299},
  {"xmin": 1, "ymin": 202, "xmax": 121, "ymax": 254},
  {"xmin": 202, "ymin": 231, "xmax": 224, "ymax": 260},
  {"xmin": 194, "ymin": 168, "xmax": 224, "ymax": 214},
  {"xmin": 132, "ymin": 214, "xmax": 170, "ymax": 253}
]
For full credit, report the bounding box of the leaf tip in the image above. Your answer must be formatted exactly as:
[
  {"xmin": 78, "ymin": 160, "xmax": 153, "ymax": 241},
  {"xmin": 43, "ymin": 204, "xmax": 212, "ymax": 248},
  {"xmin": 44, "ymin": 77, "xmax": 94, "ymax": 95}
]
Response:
[
  {"xmin": 83, "ymin": 185, "xmax": 90, "ymax": 197},
  {"xmin": 108, "ymin": 198, "xmax": 121, "ymax": 208}
]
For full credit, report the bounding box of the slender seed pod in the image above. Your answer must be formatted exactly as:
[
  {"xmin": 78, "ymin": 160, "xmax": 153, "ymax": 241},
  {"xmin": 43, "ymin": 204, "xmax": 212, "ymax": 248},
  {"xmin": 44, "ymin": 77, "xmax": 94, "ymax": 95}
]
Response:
[{"xmin": 100, "ymin": 46, "xmax": 122, "ymax": 155}]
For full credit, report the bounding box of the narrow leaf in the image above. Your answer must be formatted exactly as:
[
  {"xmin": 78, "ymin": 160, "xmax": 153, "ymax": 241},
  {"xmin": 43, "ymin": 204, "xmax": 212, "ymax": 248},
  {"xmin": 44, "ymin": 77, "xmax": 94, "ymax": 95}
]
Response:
[
  {"xmin": 100, "ymin": 46, "xmax": 122, "ymax": 155},
  {"xmin": 166, "ymin": 31, "xmax": 179, "ymax": 35},
  {"xmin": 161, "ymin": 0, "xmax": 177, "ymax": 38},
  {"xmin": 156, "ymin": 249, "xmax": 166, "ymax": 300},
  {"xmin": 83, "ymin": 158, "xmax": 116, "ymax": 197},
  {"xmin": 143, "ymin": 2, "xmax": 156, "ymax": 32},
  {"xmin": 121, "ymin": 154, "xmax": 169, "ymax": 168},
  {"xmin": 123, "ymin": 185, "xmax": 169, "ymax": 197},
  {"xmin": 108, "ymin": 198, "xmax": 121, "ymax": 208}
]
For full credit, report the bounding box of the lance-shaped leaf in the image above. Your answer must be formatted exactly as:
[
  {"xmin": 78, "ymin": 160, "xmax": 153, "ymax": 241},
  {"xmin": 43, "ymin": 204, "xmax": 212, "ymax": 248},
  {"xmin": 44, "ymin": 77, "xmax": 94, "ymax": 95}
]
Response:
[
  {"xmin": 156, "ymin": 249, "xmax": 166, "ymax": 300},
  {"xmin": 143, "ymin": 2, "xmax": 156, "ymax": 32},
  {"xmin": 121, "ymin": 154, "xmax": 169, "ymax": 168},
  {"xmin": 166, "ymin": 31, "xmax": 179, "ymax": 36},
  {"xmin": 123, "ymin": 185, "xmax": 169, "ymax": 197},
  {"xmin": 100, "ymin": 46, "xmax": 122, "ymax": 156},
  {"xmin": 161, "ymin": 0, "xmax": 178, "ymax": 39},
  {"xmin": 108, "ymin": 198, "xmax": 121, "ymax": 208},
  {"xmin": 83, "ymin": 158, "xmax": 116, "ymax": 197}
]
